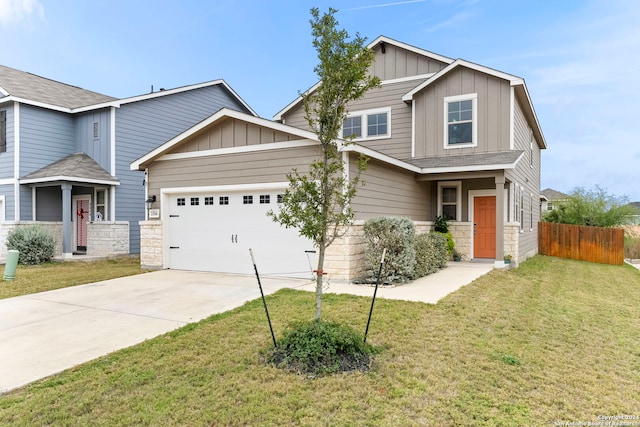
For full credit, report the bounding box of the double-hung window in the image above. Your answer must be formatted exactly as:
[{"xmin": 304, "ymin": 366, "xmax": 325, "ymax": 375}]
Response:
[
  {"xmin": 444, "ymin": 94, "xmax": 477, "ymax": 148},
  {"xmin": 437, "ymin": 181, "xmax": 462, "ymax": 222},
  {"xmin": 342, "ymin": 108, "xmax": 391, "ymax": 140}
]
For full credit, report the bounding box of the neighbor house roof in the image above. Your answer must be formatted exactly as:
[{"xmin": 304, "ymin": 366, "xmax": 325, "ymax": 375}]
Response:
[
  {"xmin": 20, "ymin": 152, "xmax": 120, "ymax": 186},
  {"xmin": 0, "ymin": 64, "xmax": 257, "ymax": 116},
  {"xmin": 541, "ymin": 188, "xmax": 569, "ymax": 201},
  {"xmin": 0, "ymin": 65, "xmax": 116, "ymax": 109}
]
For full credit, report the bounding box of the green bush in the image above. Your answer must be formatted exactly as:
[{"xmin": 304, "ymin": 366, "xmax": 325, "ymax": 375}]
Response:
[
  {"xmin": 267, "ymin": 320, "xmax": 375, "ymax": 376},
  {"xmin": 435, "ymin": 231, "xmax": 455, "ymax": 255},
  {"xmin": 363, "ymin": 216, "xmax": 416, "ymax": 283},
  {"xmin": 6, "ymin": 225, "xmax": 56, "ymax": 265},
  {"xmin": 414, "ymin": 232, "xmax": 448, "ymax": 277},
  {"xmin": 434, "ymin": 215, "xmax": 449, "ymax": 233}
]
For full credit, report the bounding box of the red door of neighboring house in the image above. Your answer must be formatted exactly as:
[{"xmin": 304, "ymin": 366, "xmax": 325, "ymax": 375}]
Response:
[
  {"xmin": 474, "ymin": 196, "xmax": 496, "ymax": 259},
  {"xmin": 75, "ymin": 198, "xmax": 89, "ymax": 252}
]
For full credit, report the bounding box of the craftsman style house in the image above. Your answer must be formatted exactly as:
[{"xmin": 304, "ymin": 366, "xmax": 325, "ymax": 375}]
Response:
[
  {"xmin": 133, "ymin": 36, "xmax": 546, "ymax": 281},
  {"xmin": 0, "ymin": 65, "xmax": 255, "ymax": 259}
]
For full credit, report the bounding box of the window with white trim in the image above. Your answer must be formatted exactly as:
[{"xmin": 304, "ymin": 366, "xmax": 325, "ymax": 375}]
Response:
[
  {"xmin": 520, "ymin": 188, "xmax": 525, "ymax": 232},
  {"xmin": 437, "ymin": 181, "xmax": 462, "ymax": 222},
  {"xmin": 530, "ymin": 194, "xmax": 534, "ymax": 231},
  {"xmin": 342, "ymin": 108, "xmax": 391, "ymax": 140},
  {"xmin": 444, "ymin": 93, "xmax": 477, "ymax": 148},
  {"xmin": 514, "ymin": 185, "xmax": 520, "ymax": 224},
  {"xmin": 530, "ymin": 130, "xmax": 534, "ymax": 168},
  {"xmin": 95, "ymin": 189, "xmax": 107, "ymax": 221}
]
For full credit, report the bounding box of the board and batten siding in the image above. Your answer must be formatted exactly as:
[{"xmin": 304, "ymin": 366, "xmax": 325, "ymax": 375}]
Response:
[
  {"xmin": 350, "ymin": 156, "xmax": 429, "ymax": 221},
  {"xmin": 115, "ymin": 84, "xmax": 252, "ymax": 253},
  {"xmin": 74, "ymin": 109, "xmax": 111, "ymax": 172},
  {"xmin": 413, "ymin": 67, "xmax": 511, "ymax": 158},
  {"xmin": 505, "ymin": 96, "xmax": 542, "ymax": 260},
  {"xmin": 148, "ymin": 145, "xmax": 321, "ymax": 217},
  {"xmin": 369, "ymin": 43, "xmax": 448, "ymax": 81},
  {"xmin": 19, "ymin": 105, "xmax": 75, "ymax": 177},
  {"xmin": 174, "ymin": 118, "xmax": 299, "ymax": 153}
]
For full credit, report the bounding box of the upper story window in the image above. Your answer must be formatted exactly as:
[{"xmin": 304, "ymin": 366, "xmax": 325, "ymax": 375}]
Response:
[
  {"xmin": 0, "ymin": 110, "xmax": 6, "ymax": 153},
  {"xmin": 93, "ymin": 122, "xmax": 99, "ymax": 140},
  {"xmin": 342, "ymin": 108, "xmax": 391, "ymax": 140},
  {"xmin": 444, "ymin": 93, "xmax": 477, "ymax": 149}
]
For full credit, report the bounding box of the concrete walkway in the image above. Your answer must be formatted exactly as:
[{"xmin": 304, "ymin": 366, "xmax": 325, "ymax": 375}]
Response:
[{"xmin": 0, "ymin": 262, "xmax": 492, "ymax": 393}]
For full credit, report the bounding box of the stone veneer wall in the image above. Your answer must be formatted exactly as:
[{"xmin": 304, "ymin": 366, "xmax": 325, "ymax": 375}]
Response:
[
  {"xmin": 448, "ymin": 222, "xmax": 472, "ymax": 261},
  {"xmin": 86, "ymin": 222, "xmax": 130, "ymax": 257},
  {"xmin": 0, "ymin": 222, "xmax": 63, "ymax": 259},
  {"xmin": 504, "ymin": 223, "xmax": 520, "ymax": 265},
  {"xmin": 139, "ymin": 220, "xmax": 163, "ymax": 269}
]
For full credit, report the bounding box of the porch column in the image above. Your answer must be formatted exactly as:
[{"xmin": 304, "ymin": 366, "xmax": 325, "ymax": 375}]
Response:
[
  {"xmin": 495, "ymin": 175, "xmax": 505, "ymax": 266},
  {"xmin": 61, "ymin": 183, "xmax": 73, "ymax": 259}
]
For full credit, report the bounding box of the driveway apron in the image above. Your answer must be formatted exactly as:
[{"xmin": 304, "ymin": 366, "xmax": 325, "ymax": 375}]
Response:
[{"xmin": 0, "ymin": 262, "xmax": 492, "ymax": 393}]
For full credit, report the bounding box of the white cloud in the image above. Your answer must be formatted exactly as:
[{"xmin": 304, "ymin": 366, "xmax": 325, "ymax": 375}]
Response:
[{"xmin": 0, "ymin": 0, "xmax": 44, "ymax": 28}]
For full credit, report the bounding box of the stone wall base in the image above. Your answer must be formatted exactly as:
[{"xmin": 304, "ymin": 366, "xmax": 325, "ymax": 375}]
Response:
[{"xmin": 139, "ymin": 220, "xmax": 163, "ymax": 269}]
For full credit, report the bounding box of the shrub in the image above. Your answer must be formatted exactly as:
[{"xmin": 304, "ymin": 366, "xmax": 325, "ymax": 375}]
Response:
[
  {"xmin": 267, "ymin": 320, "xmax": 375, "ymax": 376},
  {"xmin": 435, "ymin": 231, "xmax": 455, "ymax": 255},
  {"xmin": 434, "ymin": 215, "xmax": 449, "ymax": 233},
  {"xmin": 414, "ymin": 232, "xmax": 448, "ymax": 277},
  {"xmin": 363, "ymin": 216, "xmax": 416, "ymax": 283},
  {"xmin": 6, "ymin": 225, "xmax": 56, "ymax": 265}
]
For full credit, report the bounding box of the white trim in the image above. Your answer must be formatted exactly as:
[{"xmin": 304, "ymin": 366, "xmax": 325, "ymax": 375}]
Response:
[
  {"xmin": 342, "ymin": 107, "xmax": 391, "ymax": 141},
  {"xmin": 368, "ymin": 36, "xmax": 454, "ymax": 65},
  {"xmin": 110, "ymin": 106, "xmax": 116, "ymax": 175},
  {"xmin": 131, "ymin": 108, "xmax": 318, "ymax": 170},
  {"xmin": 509, "ymin": 86, "xmax": 515, "ymax": 150},
  {"xmin": 0, "ymin": 195, "xmax": 5, "ymax": 222},
  {"xmin": 110, "ymin": 186, "xmax": 116, "ymax": 221},
  {"xmin": 20, "ymin": 176, "xmax": 120, "ymax": 186},
  {"xmin": 437, "ymin": 180, "xmax": 462, "ymax": 222},
  {"xmin": 94, "ymin": 187, "xmax": 108, "ymax": 222},
  {"xmin": 0, "ymin": 178, "xmax": 14, "ymax": 186},
  {"xmin": 157, "ymin": 139, "xmax": 317, "ymax": 163},
  {"xmin": 444, "ymin": 93, "xmax": 477, "ymax": 149},
  {"xmin": 0, "ymin": 85, "xmax": 9, "ymax": 96},
  {"xmin": 161, "ymin": 181, "xmax": 291, "ymax": 196},
  {"xmin": 411, "ymin": 99, "xmax": 416, "ymax": 158},
  {"xmin": 31, "ymin": 186, "xmax": 36, "ymax": 220},
  {"xmin": 2, "ymin": 96, "xmax": 73, "ymax": 113},
  {"xmin": 402, "ymin": 59, "xmax": 523, "ymax": 102},
  {"xmin": 422, "ymin": 162, "xmax": 519, "ymax": 175},
  {"xmin": 381, "ymin": 73, "xmax": 435, "ymax": 86},
  {"xmin": 14, "ymin": 102, "xmax": 20, "ymax": 221},
  {"xmin": 341, "ymin": 144, "xmax": 421, "ymax": 173}
]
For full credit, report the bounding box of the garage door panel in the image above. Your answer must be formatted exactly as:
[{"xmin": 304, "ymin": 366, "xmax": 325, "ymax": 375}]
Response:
[{"xmin": 167, "ymin": 190, "xmax": 314, "ymax": 278}]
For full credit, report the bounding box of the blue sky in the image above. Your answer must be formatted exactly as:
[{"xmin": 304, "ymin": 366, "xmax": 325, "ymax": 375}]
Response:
[{"xmin": 1, "ymin": 0, "xmax": 639, "ymax": 201}]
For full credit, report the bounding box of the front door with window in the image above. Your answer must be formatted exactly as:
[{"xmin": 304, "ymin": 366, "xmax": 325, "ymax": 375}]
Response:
[
  {"xmin": 73, "ymin": 197, "xmax": 90, "ymax": 253},
  {"xmin": 474, "ymin": 196, "xmax": 496, "ymax": 258}
]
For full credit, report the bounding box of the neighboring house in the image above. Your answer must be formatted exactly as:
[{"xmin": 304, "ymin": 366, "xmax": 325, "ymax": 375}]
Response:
[
  {"xmin": 624, "ymin": 202, "xmax": 640, "ymax": 225},
  {"xmin": 540, "ymin": 188, "xmax": 569, "ymax": 212},
  {"xmin": 0, "ymin": 64, "xmax": 255, "ymax": 259},
  {"xmin": 133, "ymin": 36, "xmax": 547, "ymax": 281}
]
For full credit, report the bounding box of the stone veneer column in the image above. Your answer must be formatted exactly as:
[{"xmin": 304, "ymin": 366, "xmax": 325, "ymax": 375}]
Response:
[{"xmin": 139, "ymin": 220, "xmax": 163, "ymax": 269}]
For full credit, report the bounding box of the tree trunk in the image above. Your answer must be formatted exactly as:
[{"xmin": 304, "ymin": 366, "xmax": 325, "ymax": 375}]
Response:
[{"xmin": 315, "ymin": 242, "xmax": 325, "ymax": 321}]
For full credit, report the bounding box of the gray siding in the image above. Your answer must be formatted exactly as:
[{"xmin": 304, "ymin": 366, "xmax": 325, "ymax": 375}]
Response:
[
  {"xmin": 505, "ymin": 96, "xmax": 542, "ymax": 258},
  {"xmin": 351, "ymin": 156, "xmax": 429, "ymax": 220},
  {"xmin": 19, "ymin": 105, "xmax": 75, "ymax": 176},
  {"xmin": 369, "ymin": 43, "xmax": 448, "ymax": 80},
  {"xmin": 413, "ymin": 67, "xmax": 511, "ymax": 158},
  {"xmin": 175, "ymin": 118, "xmax": 298, "ymax": 153},
  {"xmin": 35, "ymin": 187, "xmax": 62, "ymax": 221},
  {"xmin": 0, "ymin": 184, "xmax": 14, "ymax": 221},
  {"xmin": 75, "ymin": 109, "xmax": 111, "ymax": 171},
  {"xmin": 148, "ymin": 145, "xmax": 320, "ymax": 217},
  {"xmin": 115, "ymin": 84, "xmax": 252, "ymax": 253},
  {"xmin": 0, "ymin": 104, "xmax": 14, "ymax": 179}
]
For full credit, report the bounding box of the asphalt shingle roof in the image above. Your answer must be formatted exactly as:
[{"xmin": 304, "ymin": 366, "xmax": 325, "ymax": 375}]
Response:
[
  {"xmin": 403, "ymin": 150, "xmax": 524, "ymax": 170},
  {"xmin": 21, "ymin": 153, "xmax": 119, "ymax": 184},
  {"xmin": 0, "ymin": 65, "xmax": 115, "ymax": 109}
]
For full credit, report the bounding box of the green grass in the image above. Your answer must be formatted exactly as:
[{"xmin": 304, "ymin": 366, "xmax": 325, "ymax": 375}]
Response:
[
  {"xmin": 0, "ymin": 257, "xmax": 147, "ymax": 300},
  {"xmin": 1, "ymin": 256, "xmax": 639, "ymax": 425}
]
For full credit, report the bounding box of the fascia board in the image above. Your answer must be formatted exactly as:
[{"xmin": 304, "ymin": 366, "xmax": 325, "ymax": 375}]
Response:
[
  {"xmin": 367, "ymin": 36, "xmax": 454, "ymax": 65},
  {"xmin": 342, "ymin": 144, "xmax": 422, "ymax": 174},
  {"xmin": 0, "ymin": 86, "xmax": 9, "ymax": 96},
  {"xmin": 20, "ymin": 176, "xmax": 120, "ymax": 186},
  {"xmin": 131, "ymin": 108, "xmax": 319, "ymax": 170},
  {"xmin": 2, "ymin": 96, "xmax": 72, "ymax": 113}
]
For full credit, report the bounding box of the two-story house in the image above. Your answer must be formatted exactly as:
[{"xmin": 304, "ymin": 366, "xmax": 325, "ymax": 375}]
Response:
[
  {"xmin": 0, "ymin": 65, "xmax": 255, "ymax": 260},
  {"xmin": 133, "ymin": 36, "xmax": 546, "ymax": 281}
]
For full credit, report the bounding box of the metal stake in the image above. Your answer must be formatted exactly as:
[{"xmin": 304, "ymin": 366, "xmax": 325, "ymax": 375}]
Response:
[
  {"xmin": 249, "ymin": 249, "xmax": 277, "ymax": 348},
  {"xmin": 364, "ymin": 248, "xmax": 387, "ymax": 344}
]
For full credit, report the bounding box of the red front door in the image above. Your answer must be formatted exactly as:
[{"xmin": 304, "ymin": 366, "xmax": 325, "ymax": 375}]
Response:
[{"xmin": 474, "ymin": 196, "xmax": 496, "ymax": 258}]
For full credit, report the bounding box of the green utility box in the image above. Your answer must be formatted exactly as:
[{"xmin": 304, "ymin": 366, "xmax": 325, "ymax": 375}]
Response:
[{"xmin": 3, "ymin": 249, "xmax": 19, "ymax": 281}]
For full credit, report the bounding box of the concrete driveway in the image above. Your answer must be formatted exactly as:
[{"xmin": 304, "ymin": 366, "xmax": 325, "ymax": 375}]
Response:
[{"xmin": 0, "ymin": 262, "xmax": 492, "ymax": 393}]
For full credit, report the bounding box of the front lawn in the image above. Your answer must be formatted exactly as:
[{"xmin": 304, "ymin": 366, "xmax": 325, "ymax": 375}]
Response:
[
  {"xmin": 1, "ymin": 256, "xmax": 639, "ymax": 425},
  {"xmin": 0, "ymin": 257, "xmax": 146, "ymax": 300}
]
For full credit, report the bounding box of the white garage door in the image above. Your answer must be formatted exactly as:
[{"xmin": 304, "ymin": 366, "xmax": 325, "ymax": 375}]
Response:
[{"xmin": 166, "ymin": 190, "xmax": 315, "ymax": 278}]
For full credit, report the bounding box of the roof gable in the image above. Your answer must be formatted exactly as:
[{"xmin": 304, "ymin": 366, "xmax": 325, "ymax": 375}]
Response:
[
  {"xmin": 131, "ymin": 108, "xmax": 318, "ymax": 170},
  {"xmin": 20, "ymin": 152, "xmax": 119, "ymax": 186}
]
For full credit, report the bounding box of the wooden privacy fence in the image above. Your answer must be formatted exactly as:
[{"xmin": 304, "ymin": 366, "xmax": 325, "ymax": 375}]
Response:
[{"xmin": 538, "ymin": 222, "xmax": 624, "ymax": 265}]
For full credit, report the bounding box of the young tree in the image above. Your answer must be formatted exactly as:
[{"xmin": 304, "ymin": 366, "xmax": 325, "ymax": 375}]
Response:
[
  {"xmin": 543, "ymin": 185, "xmax": 636, "ymax": 227},
  {"xmin": 269, "ymin": 7, "xmax": 380, "ymax": 321}
]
